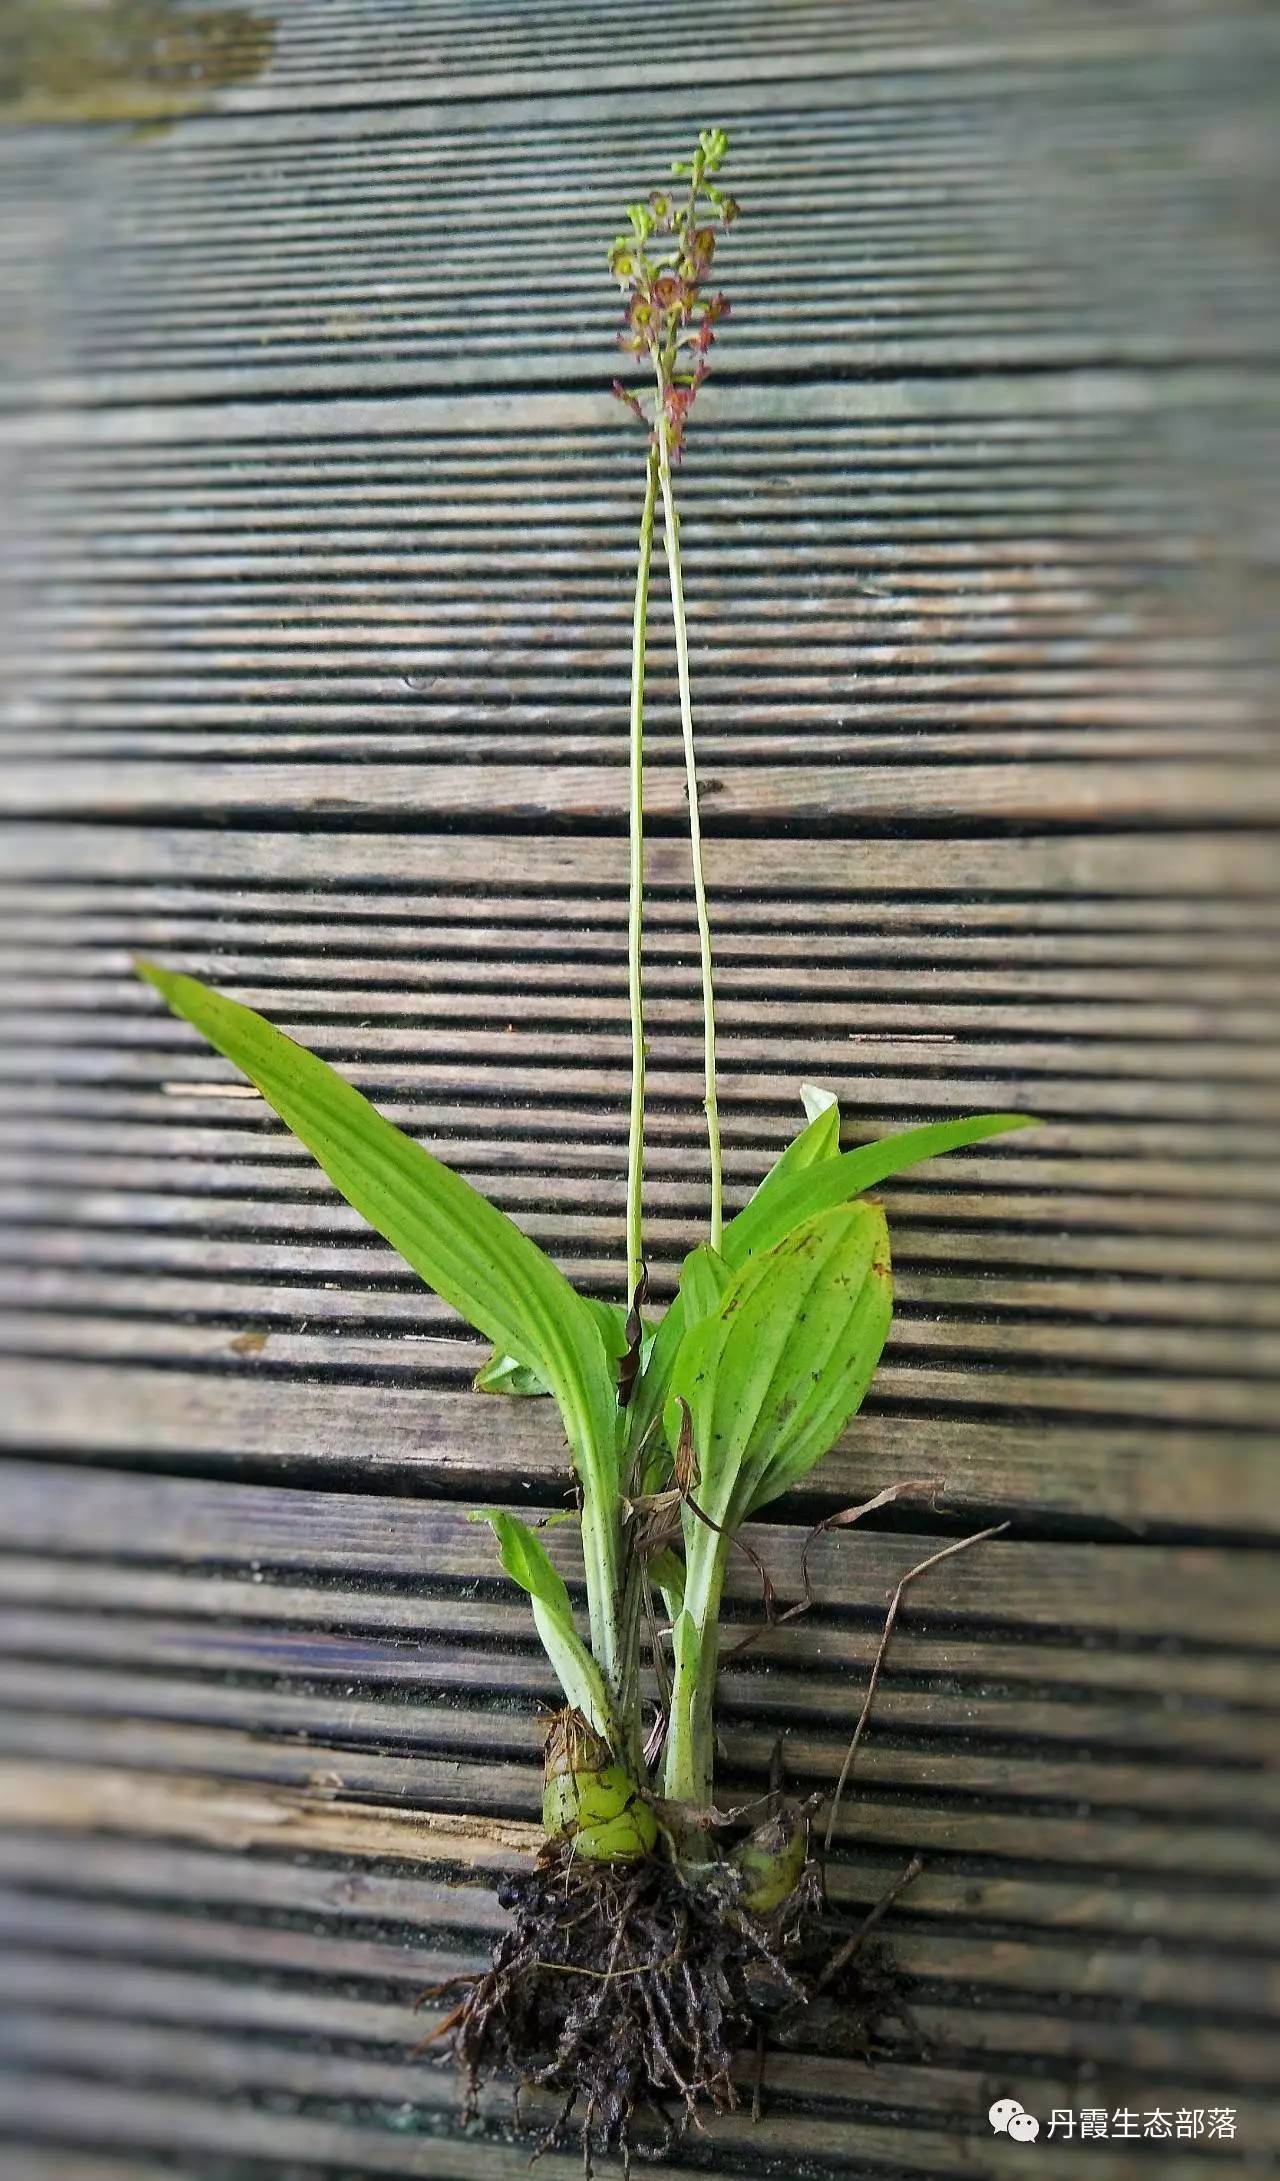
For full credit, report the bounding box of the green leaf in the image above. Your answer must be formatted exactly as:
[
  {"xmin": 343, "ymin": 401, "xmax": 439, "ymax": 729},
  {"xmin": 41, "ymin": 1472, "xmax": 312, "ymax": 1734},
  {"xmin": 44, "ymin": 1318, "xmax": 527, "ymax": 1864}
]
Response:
[
  {"xmin": 666, "ymin": 1201, "xmax": 891, "ymax": 1531},
  {"xmin": 745, "ymin": 1085, "xmax": 842, "ymax": 1213},
  {"xmin": 744, "ymin": 1233, "xmax": 891, "ymax": 1514},
  {"xmin": 627, "ymin": 1243, "xmax": 730, "ymax": 1468},
  {"xmin": 474, "ymin": 1351, "xmax": 547, "ymax": 1396},
  {"xmin": 724, "ymin": 1112, "xmax": 1034, "ymax": 1269},
  {"xmin": 678, "ymin": 1242, "xmax": 729, "ymax": 1324},
  {"xmin": 135, "ymin": 962, "xmax": 619, "ymax": 1483},
  {"xmin": 475, "ymin": 1301, "xmax": 628, "ymax": 1399},
  {"xmin": 586, "ymin": 1298, "xmax": 631, "ymax": 1359},
  {"xmin": 646, "ymin": 1546, "xmax": 686, "ymax": 1609},
  {"xmin": 472, "ymin": 1510, "xmax": 618, "ymax": 1745},
  {"xmin": 659, "ymin": 1202, "xmax": 893, "ymax": 1804}
]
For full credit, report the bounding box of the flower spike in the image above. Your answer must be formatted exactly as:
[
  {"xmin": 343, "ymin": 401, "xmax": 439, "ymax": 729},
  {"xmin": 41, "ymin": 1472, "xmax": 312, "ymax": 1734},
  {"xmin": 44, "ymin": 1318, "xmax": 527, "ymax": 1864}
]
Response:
[{"xmin": 608, "ymin": 129, "xmax": 740, "ymax": 458}]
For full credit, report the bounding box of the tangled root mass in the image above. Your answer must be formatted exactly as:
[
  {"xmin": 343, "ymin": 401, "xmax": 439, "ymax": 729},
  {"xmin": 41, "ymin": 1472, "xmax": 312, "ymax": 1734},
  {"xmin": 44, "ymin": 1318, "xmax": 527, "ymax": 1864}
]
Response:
[{"xmin": 438, "ymin": 1845, "xmax": 912, "ymax": 2173}]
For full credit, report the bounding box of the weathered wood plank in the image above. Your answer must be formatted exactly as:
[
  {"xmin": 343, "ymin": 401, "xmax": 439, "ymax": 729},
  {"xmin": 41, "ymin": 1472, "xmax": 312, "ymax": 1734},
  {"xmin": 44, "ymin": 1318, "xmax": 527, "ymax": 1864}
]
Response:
[
  {"xmin": 1, "ymin": 14, "xmax": 1276, "ymax": 2176},
  {"xmin": 2, "ymin": 1552, "xmax": 1270, "ymax": 1708},
  {"xmin": 4, "ymin": 1797, "xmax": 1272, "ymax": 1958},
  {"xmin": 4, "ymin": 2, "xmax": 1252, "ymax": 134},
  {"xmin": 11, "ymin": 2158, "xmax": 181, "ymax": 2181},
  {"xmin": 2, "ymin": 1462, "xmax": 1274, "ymax": 1643},
  {"xmin": 2, "ymin": 826, "xmax": 1273, "ymax": 1524},
  {"xmin": 2, "ymin": 1740, "xmax": 1273, "ymax": 1886},
  {"xmin": 0, "ymin": 1613, "xmax": 1272, "ymax": 1787},
  {"xmin": 5, "ymin": 819, "xmax": 1272, "ymax": 888},
  {"xmin": 6, "ymin": 1689, "xmax": 1272, "ymax": 1834},
  {"xmin": 0, "ymin": 1743, "xmax": 1273, "ymax": 2171},
  {"xmin": 3, "ymin": 38, "xmax": 1276, "ymax": 400},
  {"xmin": 1, "ymin": 1358, "xmax": 1276, "ymax": 1532},
  {"xmin": 3, "ymin": 1324, "xmax": 1275, "ymax": 1450},
  {"xmin": 0, "ymin": 2071, "xmax": 1249, "ymax": 2181},
  {"xmin": 4, "ymin": 374, "xmax": 1276, "ymax": 820},
  {"xmin": 0, "ymin": 1756, "xmax": 1274, "ymax": 2172},
  {"xmin": 0, "ymin": 1994, "xmax": 1275, "ymax": 2161},
  {"xmin": 6, "ymin": 1284, "xmax": 1275, "ymax": 1383},
  {"xmin": 9, "ymin": 758, "xmax": 1277, "ymax": 825}
]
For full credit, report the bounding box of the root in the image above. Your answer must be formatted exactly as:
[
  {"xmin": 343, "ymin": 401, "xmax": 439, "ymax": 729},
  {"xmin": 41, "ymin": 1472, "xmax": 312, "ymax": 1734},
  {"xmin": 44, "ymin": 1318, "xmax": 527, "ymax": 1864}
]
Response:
[
  {"xmin": 825, "ymin": 1521, "xmax": 1009, "ymax": 1851},
  {"xmin": 432, "ymin": 1844, "xmax": 913, "ymax": 2173},
  {"xmin": 432, "ymin": 1513, "xmax": 1003, "ymax": 2168}
]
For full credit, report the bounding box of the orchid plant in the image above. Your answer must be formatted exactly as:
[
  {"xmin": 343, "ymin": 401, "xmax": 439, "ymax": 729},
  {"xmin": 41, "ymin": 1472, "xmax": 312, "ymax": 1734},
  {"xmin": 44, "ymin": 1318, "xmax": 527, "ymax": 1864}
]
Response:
[{"xmin": 137, "ymin": 129, "xmax": 1029, "ymax": 1883}]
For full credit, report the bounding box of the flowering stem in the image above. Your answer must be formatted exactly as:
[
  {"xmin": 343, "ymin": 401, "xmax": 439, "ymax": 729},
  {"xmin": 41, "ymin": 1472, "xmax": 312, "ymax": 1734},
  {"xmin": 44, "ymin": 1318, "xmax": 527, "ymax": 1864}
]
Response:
[
  {"xmin": 626, "ymin": 447, "xmax": 659, "ymax": 1304},
  {"xmin": 655, "ymin": 401, "xmax": 723, "ymax": 1250}
]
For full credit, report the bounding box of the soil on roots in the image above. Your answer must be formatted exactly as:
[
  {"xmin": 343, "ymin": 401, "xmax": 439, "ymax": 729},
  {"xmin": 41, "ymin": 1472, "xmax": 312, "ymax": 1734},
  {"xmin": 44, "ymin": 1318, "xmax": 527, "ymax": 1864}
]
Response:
[{"xmin": 435, "ymin": 1844, "xmax": 914, "ymax": 2173}]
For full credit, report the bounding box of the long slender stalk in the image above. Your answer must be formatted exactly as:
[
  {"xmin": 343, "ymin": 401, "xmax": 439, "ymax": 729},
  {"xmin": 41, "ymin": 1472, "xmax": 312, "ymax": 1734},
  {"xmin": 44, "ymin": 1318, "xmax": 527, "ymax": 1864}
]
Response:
[
  {"xmin": 625, "ymin": 448, "xmax": 659, "ymax": 1304},
  {"xmin": 655, "ymin": 405, "xmax": 723, "ymax": 1250}
]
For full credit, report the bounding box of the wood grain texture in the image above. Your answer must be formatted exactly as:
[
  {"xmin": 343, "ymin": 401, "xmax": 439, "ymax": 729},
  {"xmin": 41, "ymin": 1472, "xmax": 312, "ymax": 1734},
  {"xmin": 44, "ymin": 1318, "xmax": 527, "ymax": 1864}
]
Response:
[
  {"xmin": 1, "ymin": 5, "xmax": 1278, "ymax": 2175},
  {"xmin": 2, "ymin": 30, "xmax": 1277, "ymax": 400},
  {"xmin": 3, "ymin": 375, "xmax": 1277, "ymax": 824},
  {"xmin": 0, "ymin": 1457, "xmax": 1274, "ymax": 2172},
  {"xmin": 0, "ymin": 829, "xmax": 1275, "ymax": 1538}
]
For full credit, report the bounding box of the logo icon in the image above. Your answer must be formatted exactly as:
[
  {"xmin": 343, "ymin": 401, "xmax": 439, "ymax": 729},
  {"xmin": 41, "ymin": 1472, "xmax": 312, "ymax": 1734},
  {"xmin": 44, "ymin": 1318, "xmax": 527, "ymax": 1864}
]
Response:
[{"xmin": 990, "ymin": 2098, "xmax": 1041, "ymax": 2143}]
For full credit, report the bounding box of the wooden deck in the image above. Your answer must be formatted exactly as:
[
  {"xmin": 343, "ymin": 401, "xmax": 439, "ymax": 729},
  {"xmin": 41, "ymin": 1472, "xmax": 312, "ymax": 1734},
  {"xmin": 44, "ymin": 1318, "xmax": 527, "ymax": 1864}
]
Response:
[{"xmin": 1, "ymin": 5, "xmax": 1277, "ymax": 2175}]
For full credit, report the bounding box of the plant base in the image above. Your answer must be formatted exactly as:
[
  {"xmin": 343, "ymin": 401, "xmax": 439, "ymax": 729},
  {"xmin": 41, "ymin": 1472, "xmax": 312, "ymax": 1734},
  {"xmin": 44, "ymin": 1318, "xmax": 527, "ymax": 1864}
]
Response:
[{"xmin": 434, "ymin": 1844, "xmax": 914, "ymax": 2174}]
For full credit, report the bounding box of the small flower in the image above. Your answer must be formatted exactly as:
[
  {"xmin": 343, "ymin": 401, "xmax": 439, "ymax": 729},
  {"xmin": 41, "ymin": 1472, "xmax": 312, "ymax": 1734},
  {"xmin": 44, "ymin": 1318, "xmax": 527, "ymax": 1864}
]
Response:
[
  {"xmin": 618, "ymin": 285, "xmax": 662, "ymax": 357},
  {"xmin": 652, "ymin": 272, "xmax": 689, "ymax": 320},
  {"xmin": 610, "ymin": 130, "xmax": 739, "ymax": 453},
  {"xmin": 664, "ymin": 382, "xmax": 696, "ymax": 453}
]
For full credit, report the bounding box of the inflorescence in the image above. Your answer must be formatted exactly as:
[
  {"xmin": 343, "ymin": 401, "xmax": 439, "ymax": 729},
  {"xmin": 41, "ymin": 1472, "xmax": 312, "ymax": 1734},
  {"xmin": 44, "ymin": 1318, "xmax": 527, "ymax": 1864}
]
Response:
[{"xmin": 610, "ymin": 125, "xmax": 740, "ymax": 458}]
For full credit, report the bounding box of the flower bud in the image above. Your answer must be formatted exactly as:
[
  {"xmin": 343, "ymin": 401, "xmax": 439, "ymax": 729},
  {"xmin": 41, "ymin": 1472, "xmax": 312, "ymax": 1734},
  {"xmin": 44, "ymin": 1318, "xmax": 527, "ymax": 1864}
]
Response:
[{"xmin": 612, "ymin": 381, "xmax": 648, "ymax": 426}]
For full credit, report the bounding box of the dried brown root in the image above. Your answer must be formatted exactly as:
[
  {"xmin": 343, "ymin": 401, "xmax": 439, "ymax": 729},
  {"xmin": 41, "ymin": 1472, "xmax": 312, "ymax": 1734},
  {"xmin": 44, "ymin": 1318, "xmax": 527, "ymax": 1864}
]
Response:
[{"xmin": 430, "ymin": 1843, "xmax": 914, "ymax": 2175}]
